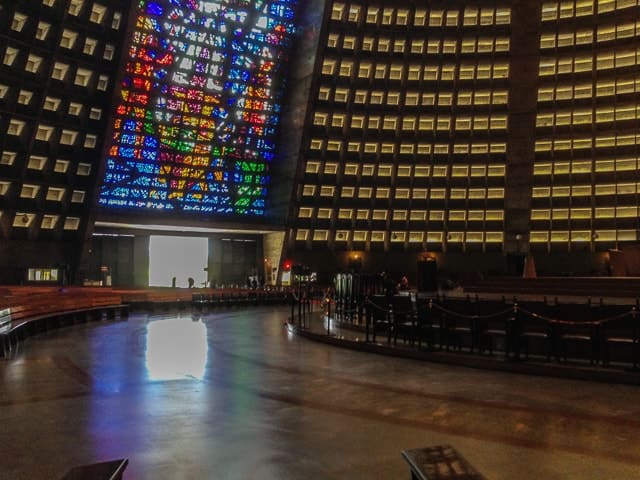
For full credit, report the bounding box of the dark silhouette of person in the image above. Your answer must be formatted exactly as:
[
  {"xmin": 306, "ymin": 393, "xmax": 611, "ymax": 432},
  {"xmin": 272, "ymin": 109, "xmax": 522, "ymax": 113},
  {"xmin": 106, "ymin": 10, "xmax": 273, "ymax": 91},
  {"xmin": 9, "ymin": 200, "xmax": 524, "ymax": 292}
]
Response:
[{"xmin": 188, "ymin": 277, "xmax": 195, "ymax": 288}]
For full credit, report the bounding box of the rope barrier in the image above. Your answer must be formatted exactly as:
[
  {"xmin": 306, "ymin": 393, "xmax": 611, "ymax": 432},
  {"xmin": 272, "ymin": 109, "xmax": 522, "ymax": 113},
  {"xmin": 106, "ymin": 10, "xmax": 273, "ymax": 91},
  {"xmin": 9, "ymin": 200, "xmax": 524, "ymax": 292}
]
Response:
[
  {"xmin": 429, "ymin": 302, "xmax": 513, "ymax": 320},
  {"xmin": 518, "ymin": 306, "xmax": 633, "ymax": 325}
]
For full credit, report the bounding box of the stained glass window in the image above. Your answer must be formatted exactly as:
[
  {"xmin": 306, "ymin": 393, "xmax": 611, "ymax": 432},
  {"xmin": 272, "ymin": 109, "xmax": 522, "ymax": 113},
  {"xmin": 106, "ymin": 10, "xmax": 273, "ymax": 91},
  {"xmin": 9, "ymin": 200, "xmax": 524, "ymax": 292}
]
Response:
[{"xmin": 99, "ymin": 0, "xmax": 298, "ymax": 216}]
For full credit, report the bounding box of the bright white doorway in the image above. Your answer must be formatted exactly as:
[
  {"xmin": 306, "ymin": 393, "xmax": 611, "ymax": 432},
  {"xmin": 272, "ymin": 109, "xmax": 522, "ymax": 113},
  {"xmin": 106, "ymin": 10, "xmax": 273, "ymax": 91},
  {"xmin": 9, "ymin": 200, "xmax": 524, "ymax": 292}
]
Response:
[{"xmin": 149, "ymin": 235, "xmax": 208, "ymax": 287}]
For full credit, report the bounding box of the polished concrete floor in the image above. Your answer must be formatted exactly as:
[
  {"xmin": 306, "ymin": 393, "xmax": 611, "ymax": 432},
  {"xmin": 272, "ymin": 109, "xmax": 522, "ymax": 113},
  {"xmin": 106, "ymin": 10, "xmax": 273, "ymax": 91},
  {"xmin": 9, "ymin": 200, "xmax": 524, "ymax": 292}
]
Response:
[{"xmin": 1, "ymin": 307, "xmax": 640, "ymax": 479}]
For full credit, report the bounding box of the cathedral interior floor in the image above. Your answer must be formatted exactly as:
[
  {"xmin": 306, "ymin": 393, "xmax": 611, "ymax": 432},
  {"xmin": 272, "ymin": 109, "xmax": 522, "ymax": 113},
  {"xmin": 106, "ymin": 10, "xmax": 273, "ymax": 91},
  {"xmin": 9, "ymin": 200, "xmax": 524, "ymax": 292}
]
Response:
[{"xmin": 1, "ymin": 306, "xmax": 639, "ymax": 480}]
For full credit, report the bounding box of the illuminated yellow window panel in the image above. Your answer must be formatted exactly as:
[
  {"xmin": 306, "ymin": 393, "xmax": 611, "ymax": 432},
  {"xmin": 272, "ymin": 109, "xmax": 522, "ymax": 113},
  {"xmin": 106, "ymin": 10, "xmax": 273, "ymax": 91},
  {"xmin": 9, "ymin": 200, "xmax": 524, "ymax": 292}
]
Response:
[
  {"xmin": 595, "ymin": 208, "xmax": 615, "ymax": 218},
  {"xmin": 298, "ymin": 207, "xmax": 313, "ymax": 218},
  {"xmin": 617, "ymin": 183, "xmax": 637, "ymax": 194},
  {"xmin": 487, "ymin": 188, "xmax": 504, "ymax": 199},
  {"xmin": 470, "ymin": 166, "xmax": 487, "ymax": 177},
  {"xmin": 486, "ymin": 232, "xmax": 504, "ymax": 243},
  {"xmin": 347, "ymin": 141, "xmax": 360, "ymax": 153},
  {"xmin": 435, "ymin": 143, "xmax": 451, "ymax": 154},
  {"xmin": 468, "ymin": 189, "xmax": 486, "ymax": 199},
  {"xmin": 397, "ymin": 166, "xmax": 412, "ymax": 177},
  {"xmin": 430, "ymin": 189, "xmax": 446, "ymax": 199},
  {"xmin": 391, "ymin": 232, "xmax": 406, "ymax": 242},
  {"xmin": 414, "ymin": 166, "xmax": 430, "ymax": 177},
  {"xmin": 395, "ymin": 188, "xmax": 410, "ymax": 199},
  {"xmin": 456, "ymin": 117, "xmax": 472, "ymax": 130},
  {"xmin": 353, "ymin": 231, "xmax": 368, "ymax": 242},
  {"xmin": 595, "ymin": 184, "xmax": 616, "ymax": 195},
  {"xmin": 313, "ymin": 230, "xmax": 328, "ymax": 241},
  {"xmin": 399, "ymin": 144, "xmax": 415, "ymax": 155},
  {"xmin": 448, "ymin": 232, "xmax": 465, "ymax": 243},
  {"xmin": 296, "ymin": 229, "xmax": 309, "ymax": 241},
  {"xmin": 326, "ymin": 140, "xmax": 341, "ymax": 151},
  {"xmin": 618, "ymin": 230, "xmax": 638, "ymax": 241},
  {"xmin": 313, "ymin": 112, "xmax": 328, "ymax": 126},
  {"xmin": 376, "ymin": 187, "xmax": 390, "ymax": 198},
  {"xmin": 570, "ymin": 209, "xmax": 591, "ymax": 219},
  {"xmin": 571, "ymin": 231, "xmax": 591, "ymax": 242},
  {"xmin": 574, "ymin": 84, "xmax": 592, "ymax": 98},
  {"xmin": 427, "ymin": 232, "xmax": 444, "ymax": 242},
  {"xmin": 372, "ymin": 209, "xmax": 387, "ymax": 220},
  {"xmin": 468, "ymin": 211, "xmax": 484, "ymax": 221},
  {"xmin": 452, "ymin": 166, "xmax": 469, "ymax": 177},
  {"xmin": 338, "ymin": 209, "xmax": 352, "ymax": 219},
  {"xmin": 552, "ymin": 186, "xmax": 570, "ymax": 197},
  {"xmin": 617, "ymin": 158, "xmax": 638, "ymax": 170},
  {"xmin": 371, "ymin": 231, "xmax": 386, "ymax": 242},
  {"xmin": 321, "ymin": 59, "xmax": 336, "ymax": 75},
  {"xmin": 341, "ymin": 186, "xmax": 355, "ymax": 197},
  {"xmin": 363, "ymin": 142, "xmax": 377, "ymax": 154},
  {"xmin": 351, "ymin": 115, "xmax": 365, "ymax": 129},
  {"xmin": 449, "ymin": 211, "xmax": 467, "ymax": 221},
  {"xmin": 366, "ymin": 7, "xmax": 379, "ymax": 24},
  {"xmin": 616, "ymin": 206, "xmax": 638, "ymax": 217},
  {"xmin": 532, "ymin": 210, "xmax": 551, "ymax": 220},
  {"xmin": 409, "ymin": 232, "xmax": 424, "ymax": 243},
  {"xmin": 378, "ymin": 164, "xmax": 393, "ymax": 176},
  {"xmin": 356, "ymin": 209, "xmax": 369, "ymax": 220},
  {"xmin": 393, "ymin": 210, "xmax": 408, "ymax": 220},
  {"xmin": 309, "ymin": 139, "xmax": 323, "ymax": 150},
  {"xmin": 358, "ymin": 187, "xmax": 372, "ymax": 198},
  {"xmin": 442, "ymin": 40, "xmax": 457, "ymax": 54},
  {"xmin": 530, "ymin": 231, "xmax": 549, "ymax": 243},
  {"xmin": 320, "ymin": 186, "xmax": 335, "ymax": 197},
  {"xmin": 466, "ymin": 232, "xmax": 484, "ymax": 243},
  {"xmin": 410, "ymin": 210, "xmax": 427, "ymax": 221},
  {"xmin": 414, "ymin": 9, "xmax": 427, "ymax": 26},
  {"xmin": 302, "ymin": 185, "xmax": 316, "ymax": 196},
  {"xmin": 331, "ymin": 3, "xmax": 345, "ymax": 21},
  {"xmin": 335, "ymin": 230, "xmax": 349, "ymax": 241},
  {"xmin": 317, "ymin": 208, "xmax": 332, "ymax": 219},
  {"xmin": 550, "ymin": 231, "xmax": 570, "ymax": 242},
  {"xmin": 305, "ymin": 161, "xmax": 320, "ymax": 174},
  {"xmin": 594, "ymin": 230, "xmax": 616, "ymax": 241},
  {"xmin": 541, "ymin": 3, "xmax": 557, "ymax": 21},
  {"xmin": 342, "ymin": 36, "xmax": 356, "ymax": 49},
  {"xmin": 534, "ymin": 163, "xmax": 553, "ymax": 175},
  {"xmin": 324, "ymin": 163, "xmax": 338, "ymax": 175},
  {"xmin": 331, "ymin": 114, "xmax": 344, "ymax": 128},
  {"xmin": 413, "ymin": 188, "xmax": 428, "ymax": 199},
  {"xmin": 533, "ymin": 187, "xmax": 551, "ymax": 197},
  {"xmin": 573, "ymin": 138, "xmax": 592, "ymax": 150}
]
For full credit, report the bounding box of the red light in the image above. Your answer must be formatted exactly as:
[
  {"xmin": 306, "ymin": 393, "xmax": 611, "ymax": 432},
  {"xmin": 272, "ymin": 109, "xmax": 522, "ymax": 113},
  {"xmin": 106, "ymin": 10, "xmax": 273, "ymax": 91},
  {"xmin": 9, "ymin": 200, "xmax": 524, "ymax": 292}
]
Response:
[{"xmin": 283, "ymin": 261, "xmax": 292, "ymax": 271}]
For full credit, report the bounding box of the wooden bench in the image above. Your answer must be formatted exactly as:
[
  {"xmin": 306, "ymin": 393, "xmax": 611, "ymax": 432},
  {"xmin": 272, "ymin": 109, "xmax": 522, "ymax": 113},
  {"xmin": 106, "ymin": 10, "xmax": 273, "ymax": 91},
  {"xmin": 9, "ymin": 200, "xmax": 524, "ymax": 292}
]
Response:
[
  {"xmin": 60, "ymin": 458, "xmax": 128, "ymax": 480},
  {"xmin": 1, "ymin": 291, "xmax": 128, "ymax": 358},
  {"xmin": 402, "ymin": 445, "xmax": 486, "ymax": 480}
]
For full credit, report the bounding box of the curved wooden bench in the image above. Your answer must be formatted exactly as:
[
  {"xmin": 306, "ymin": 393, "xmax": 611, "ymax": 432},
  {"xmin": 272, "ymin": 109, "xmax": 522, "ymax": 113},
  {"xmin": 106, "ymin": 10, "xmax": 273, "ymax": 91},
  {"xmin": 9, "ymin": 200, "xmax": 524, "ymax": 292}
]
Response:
[{"xmin": 1, "ymin": 291, "xmax": 128, "ymax": 358}]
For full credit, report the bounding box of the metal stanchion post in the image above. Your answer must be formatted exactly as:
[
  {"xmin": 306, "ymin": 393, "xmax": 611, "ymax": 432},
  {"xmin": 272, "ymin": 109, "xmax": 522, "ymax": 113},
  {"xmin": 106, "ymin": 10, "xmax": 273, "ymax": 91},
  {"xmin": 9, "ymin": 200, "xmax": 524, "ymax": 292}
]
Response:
[{"xmin": 326, "ymin": 298, "xmax": 331, "ymax": 336}]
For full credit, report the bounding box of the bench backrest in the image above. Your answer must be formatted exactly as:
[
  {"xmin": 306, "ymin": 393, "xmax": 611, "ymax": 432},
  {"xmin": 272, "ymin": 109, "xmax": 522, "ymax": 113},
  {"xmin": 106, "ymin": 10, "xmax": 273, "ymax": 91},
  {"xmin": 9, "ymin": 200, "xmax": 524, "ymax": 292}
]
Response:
[{"xmin": 0, "ymin": 307, "xmax": 10, "ymax": 328}]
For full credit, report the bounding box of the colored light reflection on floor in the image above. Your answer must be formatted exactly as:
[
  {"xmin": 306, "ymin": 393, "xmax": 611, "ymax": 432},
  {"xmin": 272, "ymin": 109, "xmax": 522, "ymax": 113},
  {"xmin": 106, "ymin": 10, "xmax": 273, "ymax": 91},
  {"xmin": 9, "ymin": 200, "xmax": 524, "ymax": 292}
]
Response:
[{"xmin": 145, "ymin": 317, "xmax": 208, "ymax": 381}]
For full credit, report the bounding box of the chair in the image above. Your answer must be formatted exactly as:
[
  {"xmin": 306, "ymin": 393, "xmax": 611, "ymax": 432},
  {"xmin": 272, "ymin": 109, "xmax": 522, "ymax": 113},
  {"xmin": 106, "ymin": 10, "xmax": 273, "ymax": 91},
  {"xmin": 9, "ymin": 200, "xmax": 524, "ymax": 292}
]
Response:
[
  {"xmin": 514, "ymin": 308, "xmax": 553, "ymax": 361},
  {"xmin": 439, "ymin": 299, "xmax": 475, "ymax": 352},
  {"xmin": 476, "ymin": 301, "xmax": 512, "ymax": 356},
  {"xmin": 415, "ymin": 299, "xmax": 441, "ymax": 350},
  {"xmin": 600, "ymin": 308, "xmax": 638, "ymax": 368},
  {"xmin": 552, "ymin": 319, "xmax": 599, "ymax": 364},
  {"xmin": 367, "ymin": 295, "xmax": 392, "ymax": 344},
  {"xmin": 391, "ymin": 294, "xmax": 416, "ymax": 345}
]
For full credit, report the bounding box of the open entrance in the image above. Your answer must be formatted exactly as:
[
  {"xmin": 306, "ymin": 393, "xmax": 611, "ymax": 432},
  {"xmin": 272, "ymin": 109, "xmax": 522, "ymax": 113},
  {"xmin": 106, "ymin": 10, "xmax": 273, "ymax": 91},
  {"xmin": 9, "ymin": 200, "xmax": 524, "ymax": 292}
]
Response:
[{"xmin": 149, "ymin": 235, "xmax": 208, "ymax": 287}]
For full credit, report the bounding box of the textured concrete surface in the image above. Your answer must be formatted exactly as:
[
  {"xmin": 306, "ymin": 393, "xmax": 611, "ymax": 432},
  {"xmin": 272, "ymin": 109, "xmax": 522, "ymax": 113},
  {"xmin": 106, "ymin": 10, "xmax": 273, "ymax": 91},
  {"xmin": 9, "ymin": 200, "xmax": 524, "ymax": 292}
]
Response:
[{"xmin": 1, "ymin": 306, "xmax": 640, "ymax": 479}]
